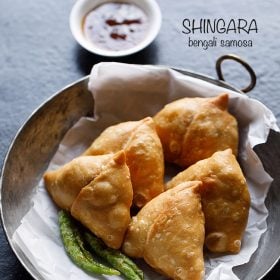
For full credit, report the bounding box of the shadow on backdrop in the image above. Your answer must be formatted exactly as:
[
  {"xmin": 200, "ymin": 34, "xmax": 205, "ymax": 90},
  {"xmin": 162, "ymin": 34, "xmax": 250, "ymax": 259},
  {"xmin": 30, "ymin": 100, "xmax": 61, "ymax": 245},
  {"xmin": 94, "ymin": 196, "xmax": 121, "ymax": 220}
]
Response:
[{"xmin": 75, "ymin": 42, "xmax": 159, "ymax": 75}]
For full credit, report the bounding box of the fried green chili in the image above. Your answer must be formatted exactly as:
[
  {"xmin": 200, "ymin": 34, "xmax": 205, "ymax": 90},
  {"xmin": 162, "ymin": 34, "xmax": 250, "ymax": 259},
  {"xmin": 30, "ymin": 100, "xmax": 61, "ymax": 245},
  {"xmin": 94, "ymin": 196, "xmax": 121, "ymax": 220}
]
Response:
[
  {"xmin": 84, "ymin": 231, "xmax": 144, "ymax": 280},
  {"xmin": 58, "ymin": 210, "xmax": 120, "ymax": 276}
]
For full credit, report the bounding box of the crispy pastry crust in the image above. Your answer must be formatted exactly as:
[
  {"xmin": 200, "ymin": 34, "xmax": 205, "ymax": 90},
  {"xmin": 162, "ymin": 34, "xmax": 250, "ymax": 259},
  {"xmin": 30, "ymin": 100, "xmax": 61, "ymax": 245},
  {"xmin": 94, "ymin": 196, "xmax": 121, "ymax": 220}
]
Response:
[
  {"xmin": 123, "ymin": 181, "xmax": 205, "ymax": 280},
  {"xmin": 83, "ymin": 117, "xmax": 164, "ymax": 207},
  {"xmin": 71, "ymin": 151, "xmax": 133, "ymax": 249},
  {"xmin": 166, "ymin": 149, "xmax": 250, "ymax": 253},
  {"xmin": 43, "ymin": 154, "xmax": 113, "ymax": 210},
  {"xmin": 153, "ymin": 94, "xmax": 238, "ymax": 167}
]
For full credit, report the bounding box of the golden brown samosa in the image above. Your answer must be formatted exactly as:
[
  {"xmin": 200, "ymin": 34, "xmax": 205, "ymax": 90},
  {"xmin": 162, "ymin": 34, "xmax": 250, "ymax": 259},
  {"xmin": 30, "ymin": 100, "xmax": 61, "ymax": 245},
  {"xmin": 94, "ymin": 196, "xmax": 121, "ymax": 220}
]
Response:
[
  {"xmin": 43, "ymin": 154, "xmax": 113, "ymax": 210},
  {"xmin": 153, "ymin": 93, "xmax": 238, "ymax": 167},
  {"xmin": 83, "ymin": 117, "xmax": 164, "ymax": 207},
  {"xmin": 71, "ymin": 151, "xmax": 133, "ymax": 249},
  {"xmin": 123, "ymin": 181, "xmax": 205, "ymax": 280},
  {"xmin": 166, "ymin": 149, "xmax": 250, "ymax": 254}
]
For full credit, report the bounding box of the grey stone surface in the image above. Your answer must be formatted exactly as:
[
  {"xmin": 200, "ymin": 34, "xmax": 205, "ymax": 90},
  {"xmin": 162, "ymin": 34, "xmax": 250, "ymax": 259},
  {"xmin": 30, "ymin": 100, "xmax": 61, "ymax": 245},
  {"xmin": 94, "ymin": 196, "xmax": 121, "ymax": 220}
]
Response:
[{"xmin": 0, "ymin": 0, "xmax": 279, "ymax": 279}]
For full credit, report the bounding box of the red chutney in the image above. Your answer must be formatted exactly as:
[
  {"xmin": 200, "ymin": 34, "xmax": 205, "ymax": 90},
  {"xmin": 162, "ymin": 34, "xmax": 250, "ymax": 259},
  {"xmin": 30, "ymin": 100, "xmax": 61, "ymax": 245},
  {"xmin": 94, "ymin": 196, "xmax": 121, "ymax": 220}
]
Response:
[{"xmin": 83, "ymin": 2, "xmax": 148, "ymax": 51}]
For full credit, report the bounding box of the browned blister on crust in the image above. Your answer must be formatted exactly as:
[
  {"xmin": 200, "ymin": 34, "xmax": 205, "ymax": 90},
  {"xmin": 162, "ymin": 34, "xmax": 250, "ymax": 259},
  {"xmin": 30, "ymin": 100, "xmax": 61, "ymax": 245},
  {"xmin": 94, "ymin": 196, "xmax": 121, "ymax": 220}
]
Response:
[
  {"xmin": 123, "ymin": 181, "xmax": 205, "ymax": 280},
  {"xmin": 71, "ymin": 151, "xmax": 133, "ymax": 249},
  {"xmin": 83, "ymin": 117, "xmax": 164, "ymax": 207},
  {"xmin": 166, "ymin": 149, "xmax": 250, "ymax": 253},
  {"xmin": 153, "ymin": 93, "xmax": 238, "ymax": 168}
]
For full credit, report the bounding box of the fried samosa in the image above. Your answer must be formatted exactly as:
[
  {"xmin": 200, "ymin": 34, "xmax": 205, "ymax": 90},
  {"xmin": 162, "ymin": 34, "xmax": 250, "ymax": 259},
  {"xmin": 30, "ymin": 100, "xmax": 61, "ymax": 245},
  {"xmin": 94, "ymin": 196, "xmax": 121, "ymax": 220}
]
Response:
[
  {"xmin": 123, "ymin": 181, "xmax": 205, "ymax": 280},
  {"xmin": 44, "ymin": 154, "xmax": 113, "ymax": 210},
  {"xmin": 166, "ymin": 149, "xmax": 250, "ymax": 253},
  {"xmin": 153, "ymin": 93, "xmax": 238, "ymax": 167},
  {"xmin": 83, "ymin": 117, "xmax": 164, "ymax": 207},
  {"xmin": 71, "ymin": 151, "xmax": 133, "ymax": 249}
]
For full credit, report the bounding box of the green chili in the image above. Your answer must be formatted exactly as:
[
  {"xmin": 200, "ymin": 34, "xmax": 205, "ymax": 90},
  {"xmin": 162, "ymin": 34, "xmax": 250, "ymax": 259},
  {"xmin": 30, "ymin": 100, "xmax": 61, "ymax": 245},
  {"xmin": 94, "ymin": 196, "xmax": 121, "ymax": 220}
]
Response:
[{"xmin": 58, "ymin": 210, "xmax": 120, "ymax": 276}]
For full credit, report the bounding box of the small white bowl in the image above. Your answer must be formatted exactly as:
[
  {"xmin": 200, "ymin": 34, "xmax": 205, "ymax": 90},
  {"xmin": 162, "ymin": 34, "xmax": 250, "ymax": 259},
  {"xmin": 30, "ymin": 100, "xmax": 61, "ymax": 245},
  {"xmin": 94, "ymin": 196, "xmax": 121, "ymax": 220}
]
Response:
[{"xmin": 70, "ymin": 0, "xmax": 162, "ymax": 57}]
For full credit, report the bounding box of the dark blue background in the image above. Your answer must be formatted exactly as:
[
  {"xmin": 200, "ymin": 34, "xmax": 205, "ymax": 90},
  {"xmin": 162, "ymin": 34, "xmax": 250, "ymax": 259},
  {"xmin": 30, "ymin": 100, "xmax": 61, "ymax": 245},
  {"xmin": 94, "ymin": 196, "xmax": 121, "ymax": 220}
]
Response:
[{"xmin": 1, "ymin": 0, "xmax": 279, "ymax": 279}]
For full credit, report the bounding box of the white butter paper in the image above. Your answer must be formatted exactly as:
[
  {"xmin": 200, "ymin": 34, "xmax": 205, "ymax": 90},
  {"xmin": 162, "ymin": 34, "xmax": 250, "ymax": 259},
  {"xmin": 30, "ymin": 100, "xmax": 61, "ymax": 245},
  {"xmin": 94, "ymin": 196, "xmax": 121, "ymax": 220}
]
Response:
[{"xmin": 13, "ymin": 63, "xmax": 279, "ymax": 280}]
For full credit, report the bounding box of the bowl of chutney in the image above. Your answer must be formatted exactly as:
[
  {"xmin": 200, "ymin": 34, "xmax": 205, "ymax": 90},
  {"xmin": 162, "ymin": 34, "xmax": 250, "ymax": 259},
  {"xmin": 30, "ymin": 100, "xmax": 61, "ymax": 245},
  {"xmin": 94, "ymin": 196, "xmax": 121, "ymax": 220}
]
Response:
[{"xmin": 70, "ymin": 0, "xmax": 162, "ymax": 57}]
